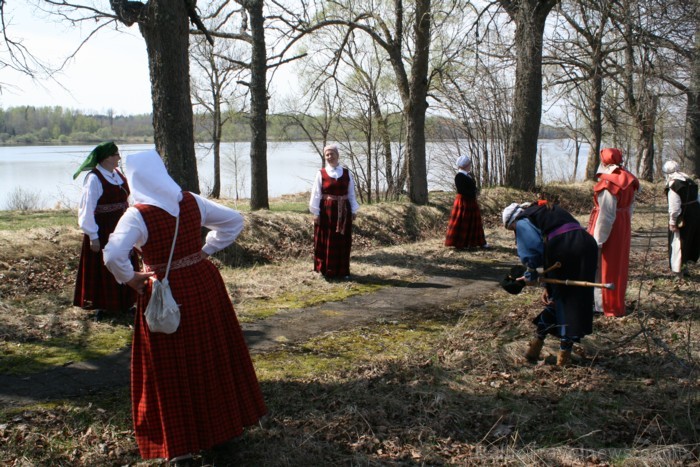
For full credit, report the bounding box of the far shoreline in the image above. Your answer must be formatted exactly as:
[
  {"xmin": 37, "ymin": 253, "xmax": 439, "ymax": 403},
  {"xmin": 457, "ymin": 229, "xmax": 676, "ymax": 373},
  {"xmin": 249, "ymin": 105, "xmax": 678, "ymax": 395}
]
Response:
[{"xmin": 0, "ymin": 135, "xmax": 578, "ymax": 148}]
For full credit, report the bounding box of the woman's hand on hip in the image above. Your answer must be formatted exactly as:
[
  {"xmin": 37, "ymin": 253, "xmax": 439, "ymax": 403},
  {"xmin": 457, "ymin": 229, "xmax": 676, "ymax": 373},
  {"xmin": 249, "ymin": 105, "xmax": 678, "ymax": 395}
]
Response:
[
  {"xmin": 127, "ymin": 271, "xmax": 154, "ymax": 295},
  {"xmin": 90, "ymin": 238, "xmax": 101, "ymax": 252}
]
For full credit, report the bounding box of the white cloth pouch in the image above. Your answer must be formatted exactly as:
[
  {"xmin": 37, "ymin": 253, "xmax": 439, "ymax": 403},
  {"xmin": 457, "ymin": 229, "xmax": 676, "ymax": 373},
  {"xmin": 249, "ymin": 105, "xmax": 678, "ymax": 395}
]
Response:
[
  {"xmin": 143, "ymin": 215, "xmax": 181, "ymax": 334},
  {"xmin": 145, "ymin": 277, "xmax": 180, "ymax": 334}
]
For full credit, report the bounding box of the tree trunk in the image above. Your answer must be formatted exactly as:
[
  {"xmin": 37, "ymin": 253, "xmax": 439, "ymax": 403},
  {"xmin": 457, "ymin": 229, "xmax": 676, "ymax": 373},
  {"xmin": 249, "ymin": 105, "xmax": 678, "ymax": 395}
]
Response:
[
  {"xmin": 212, "ymin": 97, "xmax": 222, "ymax": 198},
  {"xmin": 639, "ymin": 95, "xmax": 657, "ymax": 182},
  {"xmin": 622, "ymin": 18, "xmax": 657, "ymax": 181},
  {"xmin": 639, "ymin": 143, "xmax": 654, "ymax": 181},
  {"xmin": 247, "ymin": 0, "xmax": 269, "ymax": 210},
  {"xmin": 137, "ymin": 0, "xmax": 200, "ymax": 193},
  {"xmin": 686, "ymin": 23, "xmax": 700, "ymax": 176},
  {"xmin": 502, "ymin": 0, "xmax": 555, "ymax": 191},
  {"xmin": 572, "ymin": 137, "xmax": 580, "ymax": 183},
  {"xmin": 686, "ymin": 91, "xmax": 700, "ymax": 176},
  {"xmin": 365, "ymin": 113, "xmax": 373, "ymax": 205},
  {"xmin": 585, "ymin": 70, "xmax": 603, "ymax": 180},
  {"xmin": 405, "ymin": 0, "xmax": 431, "ymax": 205},
  {"xmin": 369, "ymin": 93, "xmax": 394, "ymax": 198}
]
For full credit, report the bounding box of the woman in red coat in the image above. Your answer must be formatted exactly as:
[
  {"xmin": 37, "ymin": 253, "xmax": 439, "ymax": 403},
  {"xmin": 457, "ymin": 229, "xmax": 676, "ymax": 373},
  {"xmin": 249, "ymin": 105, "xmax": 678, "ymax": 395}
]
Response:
[
  {"xmin": 104, "ymin": 149, "xmax": 266, "ymax": 463},
  {"xmin": 445, "ymin": 155, "xmax": 488, "ymax": 249},
  {"xmin": 309, "ymin": 144, "xmax": 360, "ymax": 279},
  {"xmin": 587, "ymin": 148, "xmax": 639, "ymax": 317}
]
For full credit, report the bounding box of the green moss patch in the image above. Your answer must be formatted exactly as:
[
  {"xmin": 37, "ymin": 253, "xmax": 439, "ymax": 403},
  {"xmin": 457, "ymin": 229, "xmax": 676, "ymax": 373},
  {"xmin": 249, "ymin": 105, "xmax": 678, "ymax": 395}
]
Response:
[
  {"xmin": 253, "ymin": 319, "xmax": 449, "ymax": 381},
  {"xmin": 238, "ymin": 282, "xmax": 385, "ymax": 322},
  {"xmin": 0, "ymin": 327, "xmax": 132, "ymax": 375}
]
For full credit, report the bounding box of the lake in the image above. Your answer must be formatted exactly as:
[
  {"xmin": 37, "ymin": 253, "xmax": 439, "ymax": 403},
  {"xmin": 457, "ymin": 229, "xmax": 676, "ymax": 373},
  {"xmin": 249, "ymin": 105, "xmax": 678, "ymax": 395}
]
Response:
[
  {"xmin": 0, "ymin": 139, "xmax": 591, "ymax": 210},
  {"xmin": 0, "ymin": 142, "xmax": 326, "ymax": 210}
]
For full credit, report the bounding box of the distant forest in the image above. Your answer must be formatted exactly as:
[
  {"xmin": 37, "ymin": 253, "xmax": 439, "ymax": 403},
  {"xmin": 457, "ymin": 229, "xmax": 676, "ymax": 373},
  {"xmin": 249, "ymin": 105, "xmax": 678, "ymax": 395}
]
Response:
[{"xmin": 0, "ymin": 105, "xmax": 569, "ymax": 145}]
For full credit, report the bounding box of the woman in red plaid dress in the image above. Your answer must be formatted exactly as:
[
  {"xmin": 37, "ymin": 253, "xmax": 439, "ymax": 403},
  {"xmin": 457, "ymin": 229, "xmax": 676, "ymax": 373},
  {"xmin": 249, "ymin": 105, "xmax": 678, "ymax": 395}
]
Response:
[
  {"xmin": 309, "ymin": 144, "xmax": 361, "ymax": 279},
  {"xmin": 104, "ymin": 149, "xmax": 266, "ymax": 463},
  {"xmin": 72, "ymin": 142, "xmax": 137, "ymax": 318},
  {"xmin": 445, "ymin": 155, "xmax": 488, "ymax": 249}
]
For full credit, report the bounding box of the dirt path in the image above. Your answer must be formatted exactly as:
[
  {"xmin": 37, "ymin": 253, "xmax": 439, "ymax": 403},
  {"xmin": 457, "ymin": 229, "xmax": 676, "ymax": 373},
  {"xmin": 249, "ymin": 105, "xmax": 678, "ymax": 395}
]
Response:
[
  {"xmin": 0, "ymin": 229, "xmax": 667, "ymax": 407},
  {"xmin": 0, "ymin": 263, "xmax": 506, "ymax": 407}
]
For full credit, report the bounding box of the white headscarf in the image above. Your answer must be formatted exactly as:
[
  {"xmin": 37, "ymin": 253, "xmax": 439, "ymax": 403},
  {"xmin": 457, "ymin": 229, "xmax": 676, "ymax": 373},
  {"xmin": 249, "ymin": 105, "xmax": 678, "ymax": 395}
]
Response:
[
  {"xmin": 595, "ymin": 163, "xmax": 618, "ymax": 175},
  {"xmin": 662, "ymin": 160, "xmax": 680, "ymax": 175},
  {"xmin": 595, "ymin": 148, "xmax": 623, "ymax": 175},
  {"xmin": 456, "ymin": 155, "xmax": 472, "ymax": 169},
  {"xmin": 662, "ymin": 160, "xmax": 692, "ymax": 185},
  {"xmin": 124, "ymin": 149, "xmax": 183, "ymax": 217},
  {"xmin": 502, "ymin": 203, "xmax": 524, "ymax": 228}
]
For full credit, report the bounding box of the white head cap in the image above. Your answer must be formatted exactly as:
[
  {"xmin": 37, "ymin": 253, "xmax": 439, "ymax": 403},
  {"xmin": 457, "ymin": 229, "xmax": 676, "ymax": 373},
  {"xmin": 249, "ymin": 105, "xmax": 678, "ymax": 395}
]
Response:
[
  {"xmin": 662, "ymin": 160, "xmax": 680, "ymax": 175},
  {"xmin": 323, "ymin": 144, "xmax": 339, "ymax": 156},
  {"xmin": 456, "ymin": 155, "xmax": 472, "ymax": 169},
  {"xmin": 595, "ymin": 163, "xmax": 617, "ymax": 175},
  {"xmin": 124, "ymin": 149, "xmax": 183, "ymax": 217},
  {"xmin": 502, "ymin": 203, "xmax": 524, "ymax": 229}
]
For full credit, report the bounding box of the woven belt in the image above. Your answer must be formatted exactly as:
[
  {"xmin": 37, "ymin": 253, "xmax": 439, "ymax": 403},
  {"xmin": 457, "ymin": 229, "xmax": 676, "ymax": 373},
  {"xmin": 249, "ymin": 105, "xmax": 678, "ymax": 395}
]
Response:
[
  {"xmin": 322, "ymin": 194, "xmax": 350, "ymax": 233},
  {"xmin": 145, "ymin": 251, "xmax": 203, "ymax": 275},
  {"xmin": 95, "ymin": 202, "xmax": 128, "ymax": 213},
  {"xmin": 547, "ymin": 222, "xmax": 583, "ymax": 241}
]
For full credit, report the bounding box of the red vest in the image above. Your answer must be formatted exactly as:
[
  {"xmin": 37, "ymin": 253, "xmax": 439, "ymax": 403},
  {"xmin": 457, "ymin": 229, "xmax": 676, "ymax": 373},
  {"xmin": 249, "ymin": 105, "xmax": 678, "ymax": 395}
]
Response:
[{"xmin": 321, "ymin": 168, "xmax": 350, "ymax": 195}]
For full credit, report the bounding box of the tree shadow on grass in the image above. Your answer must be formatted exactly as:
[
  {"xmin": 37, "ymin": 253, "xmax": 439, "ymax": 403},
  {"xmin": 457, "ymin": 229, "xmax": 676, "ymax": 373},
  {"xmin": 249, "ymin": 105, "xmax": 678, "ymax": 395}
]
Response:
[
  {"xmin": 2, "ymin": 304, "xmax": 698, "ymax": 466},
  {"xmin": 353, "ymin": 250, "xmax": 508, "ymax": 282},
  {"xmin": 221, "ymin": 348, "xmax": 698, "ymax": 466}
]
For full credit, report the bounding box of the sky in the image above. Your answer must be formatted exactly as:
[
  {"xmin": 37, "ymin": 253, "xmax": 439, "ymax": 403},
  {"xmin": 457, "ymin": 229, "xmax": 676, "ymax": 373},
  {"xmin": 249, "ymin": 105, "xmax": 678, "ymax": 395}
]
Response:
[
  {"xmin": 1, "ymin": 3, "xmax": 163, "ymax": 116},
  {"xmin": 1, "ymin": 3, "xmax": 299, "ymax": 117}
]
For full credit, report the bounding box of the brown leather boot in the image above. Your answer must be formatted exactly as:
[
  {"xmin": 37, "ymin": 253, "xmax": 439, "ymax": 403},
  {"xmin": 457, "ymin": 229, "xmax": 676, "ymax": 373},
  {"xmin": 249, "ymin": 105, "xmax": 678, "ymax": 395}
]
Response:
[
  {"xmin": 557, "ymin": 349, "xmax": 571, "ymax": 366},
  {"xmin": 525, "ymin": 338, "xmax": 544, "ymax": 362}
]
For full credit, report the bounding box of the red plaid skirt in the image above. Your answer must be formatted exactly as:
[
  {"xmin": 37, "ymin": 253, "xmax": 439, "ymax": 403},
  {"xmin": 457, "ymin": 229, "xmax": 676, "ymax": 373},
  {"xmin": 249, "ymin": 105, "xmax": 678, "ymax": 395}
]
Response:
[
  {"xmin": 314, "ymin": 197, "xmax": 353, "ymax": 277},
  {"xmin": 132, "ymin": 193, "xmax": 266, "ymax": 460},
  {"xmin": 445, "ymin": 194, "xmax": 486, "ymax": 248},
  {"xmin": 73, "ymin": 232, "xmax": 138, "ymax": 310}
]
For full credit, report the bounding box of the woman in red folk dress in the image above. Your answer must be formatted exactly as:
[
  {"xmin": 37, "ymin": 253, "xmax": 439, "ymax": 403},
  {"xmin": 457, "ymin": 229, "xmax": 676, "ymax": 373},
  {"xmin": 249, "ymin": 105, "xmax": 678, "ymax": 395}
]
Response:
[
  {"xmin": 587, "ymin": 147, "xmax": 640, "ymax": 317},
  {"xmin": 309, "ymin": 144, "xmax": 361, "ymax": 279},
  {"xmin": 104, "ymin": 149, "xmax": 266, "ymax": 464},
  {"xmin": 444, "ymin": 155, "xmax": 489, "ymax": 250},
  {"xmin": 73, "ymin": 141, "xmax": 137, "ymax": 319}
]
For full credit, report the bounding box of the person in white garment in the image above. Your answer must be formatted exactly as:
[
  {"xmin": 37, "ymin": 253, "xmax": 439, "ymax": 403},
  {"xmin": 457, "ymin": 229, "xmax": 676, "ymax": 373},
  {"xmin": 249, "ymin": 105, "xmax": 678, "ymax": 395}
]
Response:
[
  {"xmin": 72, "ymin": 141, "xmax": 136, "ymax": 320},
  {"xmin": 102, "ymin": 149, "xmax": 266, "ymax": 463},
  {"xmin": 308, "ymin": 144, "xmax": 361, "ymax": 279},
  {"xmin": 586, "ymin": 148, "xmax": 639, "ymax": 317},
  {"xmin": 663, "ymin": 160, "xmax": 700, "ymax": 278}
]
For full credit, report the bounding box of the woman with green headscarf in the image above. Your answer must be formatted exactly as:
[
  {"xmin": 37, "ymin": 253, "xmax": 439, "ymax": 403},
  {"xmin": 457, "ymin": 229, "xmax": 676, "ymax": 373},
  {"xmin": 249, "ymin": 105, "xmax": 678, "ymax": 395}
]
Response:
[{"xmin": 73, "ymin": 142, "xmax": 137, "ymax": 319}]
